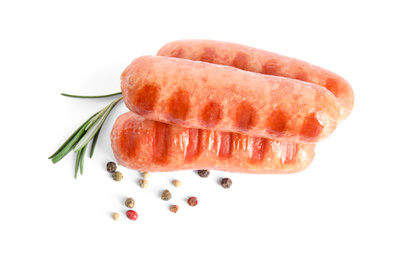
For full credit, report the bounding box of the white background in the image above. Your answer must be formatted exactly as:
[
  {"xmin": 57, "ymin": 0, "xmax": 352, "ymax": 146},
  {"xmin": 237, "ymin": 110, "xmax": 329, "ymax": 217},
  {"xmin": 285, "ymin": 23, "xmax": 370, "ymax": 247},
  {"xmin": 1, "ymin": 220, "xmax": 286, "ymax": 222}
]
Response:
[{"xmin": 1, "ymin": 0, "xmax": 401, "ymax": 259}]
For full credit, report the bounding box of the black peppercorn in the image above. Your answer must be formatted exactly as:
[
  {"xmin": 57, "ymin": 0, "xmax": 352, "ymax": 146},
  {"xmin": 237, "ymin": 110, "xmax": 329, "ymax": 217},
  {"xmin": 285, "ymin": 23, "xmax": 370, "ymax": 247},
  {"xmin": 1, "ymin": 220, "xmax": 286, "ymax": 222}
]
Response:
[
  {"xmin": 197, "ymin": 169, "xmax": 210, "ymax": 178},
  {"xmin": 221, "ymin": 178, "xmax": 232, "ymax": 188},
  {"xmin": 106, "ymin": 161, "xmax": 117, "ymax": 173}
]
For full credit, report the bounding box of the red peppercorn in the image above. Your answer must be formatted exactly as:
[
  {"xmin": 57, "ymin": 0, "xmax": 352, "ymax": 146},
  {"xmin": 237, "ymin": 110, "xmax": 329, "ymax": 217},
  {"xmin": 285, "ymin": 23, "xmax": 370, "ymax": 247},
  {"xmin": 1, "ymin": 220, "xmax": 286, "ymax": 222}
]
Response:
[
  {"xmin": 126, "ymin": 210, "xmax": 138, "ymax": 221},
  {"xmin": 187, "ymin": 196, "xmax": 198, "ymax": 207}
]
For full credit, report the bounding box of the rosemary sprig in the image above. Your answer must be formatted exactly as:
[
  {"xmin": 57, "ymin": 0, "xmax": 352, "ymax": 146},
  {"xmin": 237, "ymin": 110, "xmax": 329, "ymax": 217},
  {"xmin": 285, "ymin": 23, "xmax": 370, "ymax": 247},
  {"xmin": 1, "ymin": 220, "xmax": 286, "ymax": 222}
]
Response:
[{"xmin": 49, "ymin": 92, "xmax": 123, "ymax": 178}]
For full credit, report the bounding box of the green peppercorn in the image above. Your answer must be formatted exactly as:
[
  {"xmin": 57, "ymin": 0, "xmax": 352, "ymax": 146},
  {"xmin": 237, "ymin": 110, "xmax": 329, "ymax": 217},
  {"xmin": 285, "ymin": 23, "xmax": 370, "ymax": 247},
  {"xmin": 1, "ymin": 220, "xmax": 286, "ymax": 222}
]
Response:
[{"xmin": 112, "ymin": 171, "xmax": 123, "ymax": 181}]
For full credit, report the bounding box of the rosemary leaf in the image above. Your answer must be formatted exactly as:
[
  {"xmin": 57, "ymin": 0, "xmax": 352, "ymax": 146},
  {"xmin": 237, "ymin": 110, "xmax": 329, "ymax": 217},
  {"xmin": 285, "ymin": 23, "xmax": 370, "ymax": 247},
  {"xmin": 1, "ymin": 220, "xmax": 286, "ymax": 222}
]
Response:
[
  {"xmin": 85, "ymin": 106, "xmax": 108, "ymax": 131},
  {"xmin": 89, "ymin": 125, "xmax": 102, "ymax": 158},
  {"xmin": 73, "ymin": 108, "xmax": 111, "ymax": 152},
  {"xmin": 75, "ymin": 149, "xmax": 82, "ymax": 179},
  {"xmin": 61, "ymin": 92, "xmax": 122, "ymax": 98},
  {"xmin": 48, "ymin": 112, "xmax": 98, "ymax": 159},
  {"xmin": 51, "ymin": 120, "xmax": 91, "ymax": 164},
  {"xmin": 80, "ymin": 145, "xmax": 87, "ymax": 175}
]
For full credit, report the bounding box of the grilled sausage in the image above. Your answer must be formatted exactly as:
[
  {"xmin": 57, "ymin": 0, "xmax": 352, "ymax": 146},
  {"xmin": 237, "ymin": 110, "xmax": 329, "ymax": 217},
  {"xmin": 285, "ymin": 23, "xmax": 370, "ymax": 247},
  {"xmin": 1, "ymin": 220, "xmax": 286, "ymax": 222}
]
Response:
[
  {"xmin": 157, "ymin": 39, "xmax": 353, "ymax": 121},
  {"xmin": 110, "ymin": 112, "xmax": 316, "ymax": 173},
  {"xmin": 120, "ymin": 55, "xmax": 340, "ymax": 143}
]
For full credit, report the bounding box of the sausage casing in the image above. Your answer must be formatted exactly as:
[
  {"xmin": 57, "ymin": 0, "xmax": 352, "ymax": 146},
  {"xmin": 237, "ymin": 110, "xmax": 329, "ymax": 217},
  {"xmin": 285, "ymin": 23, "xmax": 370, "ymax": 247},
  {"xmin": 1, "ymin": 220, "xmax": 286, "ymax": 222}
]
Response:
[
  {"xmin": 157, "ymin": 39, "xmax": 353, "ymax": 121},
  {"xmin": 110, "ymin": 112, "xmax": 316, "ymax": 174},
  {"xmin": 120, "ymin": 55, "xmax": 340, "ymax": 143}
]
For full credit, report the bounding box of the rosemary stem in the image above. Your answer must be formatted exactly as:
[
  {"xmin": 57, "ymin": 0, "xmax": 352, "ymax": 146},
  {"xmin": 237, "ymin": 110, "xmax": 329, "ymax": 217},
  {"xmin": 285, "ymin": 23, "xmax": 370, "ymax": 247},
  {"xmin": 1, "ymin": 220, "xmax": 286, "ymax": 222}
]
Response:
[{"xmin": 61, "ymin": 92, "xmax": 122, "ymax": 98}]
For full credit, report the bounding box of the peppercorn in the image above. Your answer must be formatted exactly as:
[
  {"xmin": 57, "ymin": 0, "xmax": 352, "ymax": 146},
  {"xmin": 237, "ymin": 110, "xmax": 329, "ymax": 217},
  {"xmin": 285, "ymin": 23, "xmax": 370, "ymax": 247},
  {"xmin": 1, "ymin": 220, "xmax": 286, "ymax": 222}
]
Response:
[
  {"xmin": 197, "ymin": 169, "xmax": 210, "ymax": 178},
  {"xmin": 142, "ymin": 172, "xmax": 150, "ymax": 179},
  {"xmin": 161, "ymin": 190, "xmax": 172, "ymax": 201},
  {"xmin": 125, "ymin": 197, "xmax": 135, "ymax": 208},
  {"xmin": 187, "ymin": 196, "xmax": 198, "ymax": 207},
  {"xmin": 221, "ymin": 177, "xmax": 232, "ymax": 188},
  {"xmin": 112, "ymin": 171, "xmax": 123, "ymax": 181},
  {"xmin": 112, "ymin": 213, "xmax": 120, "ymax": 221},
  {"xmin": 170, "ymin": 205, "xmax": 179, "ymax": 213},
  {"xmin": 126, "ymin": 210, "xmax": 138, "ymax": 221},
  {"xmin": 139, "ymin": 179, "xmax": 148, "ymax": 188},
  {"xmin": 173, "ymin": 180, "xmax": 181, "ymax": 187},
  {"xmin": 106, "ymin": 161, "xmax": 117, "ymax": 173}
]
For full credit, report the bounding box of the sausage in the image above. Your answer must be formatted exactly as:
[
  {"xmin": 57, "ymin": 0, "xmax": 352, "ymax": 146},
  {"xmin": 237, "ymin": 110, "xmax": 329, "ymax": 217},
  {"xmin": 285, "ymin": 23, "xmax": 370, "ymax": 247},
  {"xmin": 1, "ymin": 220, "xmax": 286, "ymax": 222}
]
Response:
[
  {"xmin": 120, "ymin": 55, "xmax": 340, "ymax": 144},
  {"xmin": 110, "ymin": 112, "xmax": 316, "ymax": 174},
  {"xmin": 157, "ymin": 39, "xmax": 354, "ymax": 121}
]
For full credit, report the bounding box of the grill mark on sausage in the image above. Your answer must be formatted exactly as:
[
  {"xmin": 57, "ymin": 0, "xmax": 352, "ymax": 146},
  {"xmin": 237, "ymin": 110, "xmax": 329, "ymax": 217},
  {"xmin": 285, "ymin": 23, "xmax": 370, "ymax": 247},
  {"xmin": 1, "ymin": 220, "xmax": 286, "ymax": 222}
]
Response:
[
  {"xmin": 166, "ymin": 89, "xmax": 190, "ymax": 123},
  {"xmin": 185, "ymin": 128, "xmax": 202, "ymax": 162},
  {"xmin": 134, "ymin": 84, "xmax": 159, "ymax": 115},
  {"xmin": 120, "ymin": 119, "xmax": 139, "ymax": 159},
  {"xmin": 152, "ymin": 121, "xmax": 169, "ymax": 164},
  {"xmin": 218, "ymin": 132, "xmax": 232, "ymax": 159},
  {"xmin": 280, "ymin": 142, "xmax": 299, "ymax": 164},
  {"xmin": 295, "ymin": 67, "xmax": 309, "ymax": 82},
  {"xmin": 249, "ymin": 136, "xmax": 268, "ymax": 163},
  {"xmin": 200, "ymin": 101, "xmax": 222, "ymax": 127},
  {"xmin": 300, "ymin": 113, "xmax": 323, "ymax": 142},
  {"xmin": 235, "ymin": 101, "xmax": 257, "ymax": 131},
  {"xmin": 232, "ymin": 52, "xmax": 248, "ymax": 70},
  {"xmin": 200, "ymin": 47, "xmax": 217, "ymax": 63},
  {"xmin": 266, "ymin": 108, "xmax": 287, "ymax": 138},
  {"xmin": 261, "ymin": 60, "xmax": 280, "ymax": 75}
]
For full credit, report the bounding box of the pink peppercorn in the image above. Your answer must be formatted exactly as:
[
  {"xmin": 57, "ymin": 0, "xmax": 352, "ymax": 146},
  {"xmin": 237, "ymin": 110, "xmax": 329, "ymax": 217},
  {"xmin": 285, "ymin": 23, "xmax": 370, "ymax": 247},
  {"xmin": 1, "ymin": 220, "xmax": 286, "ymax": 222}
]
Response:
[
  {"xmin": 126, "ymin": 210, "xmax": 138, "ymax": 221},
  {"xmin": 187, "ymin": 197, "xmax": 198, "ymax": 207}
]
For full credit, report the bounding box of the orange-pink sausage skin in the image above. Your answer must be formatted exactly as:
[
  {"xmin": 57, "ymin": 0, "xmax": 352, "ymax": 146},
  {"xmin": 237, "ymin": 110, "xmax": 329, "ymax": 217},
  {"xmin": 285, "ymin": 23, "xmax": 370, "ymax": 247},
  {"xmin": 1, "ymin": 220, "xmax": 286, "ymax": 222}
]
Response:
[
  {"xmin": 120, "ymin": 55, "xmax": 340, "ymax": 144},
  {"xmin": 111, "ymin": 112, "xmax": 316, "ymax": 174},
  {"xmin": 157, "ymin": 39, "xmax": 353, "ymax": 121}
]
